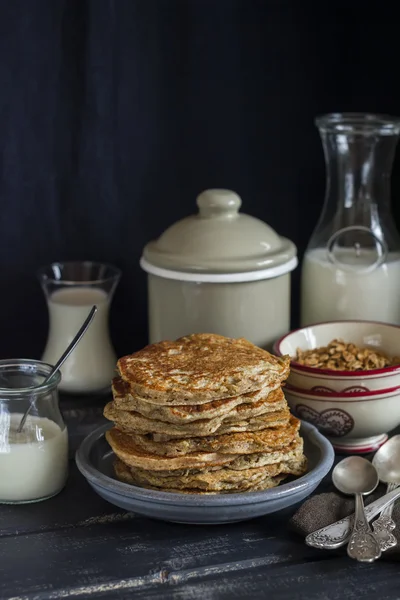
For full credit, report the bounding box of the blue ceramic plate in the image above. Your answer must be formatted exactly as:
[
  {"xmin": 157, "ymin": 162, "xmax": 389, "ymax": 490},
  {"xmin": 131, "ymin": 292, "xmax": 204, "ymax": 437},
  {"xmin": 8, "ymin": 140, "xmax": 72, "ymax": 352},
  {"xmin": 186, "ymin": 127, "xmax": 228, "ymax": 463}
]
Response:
[{"xmin": 75, "ymin": 421, "xmax": 334, "ymax": 524}]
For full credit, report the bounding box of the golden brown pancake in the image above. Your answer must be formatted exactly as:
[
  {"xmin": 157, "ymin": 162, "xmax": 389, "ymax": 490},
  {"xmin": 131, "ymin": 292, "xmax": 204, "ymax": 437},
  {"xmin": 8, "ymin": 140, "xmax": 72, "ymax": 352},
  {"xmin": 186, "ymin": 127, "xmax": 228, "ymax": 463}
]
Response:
[
  {"xmin": 104, "ymin": 401, "xmax": 291, "ymax": 437},
  {"xmin": 106, "ymin": 415, "xmax": 301, "ymax": 461},
  {"xmin": 105, "ymin": 333, "xmax": 307, "ymax": 496},
  {"xmin": 129, "ymin": 414, "xmax": 301, "ymax": 456},
  {"xmin": 112, "ymin": 378, "xmax": 285, "ymax": 423},
  {"xmin": 107, "ymin": 427, "xmax": 303, "ymax": 472},
  {"xmin": 114, "ymin": 437, "xmax": 304, "ymax": 479},
  {"xmin": 147, "ymin": 437, "xmax": 304, "ymax": 474},
  {"xmin": 127, "ymin": 455, "xmax": 307, "ymax": 491},
  {"xmin": 105, "ymin": 428, "xmax": 237, "ymax": 470},
  {"xmin": 113, "ymin": 452, "xmax": 307, "ymax": 493},
  {"xmin": 114, "ymin": 458, "xmax": 290, "ymax": 494},
  {"xmin": 117, "ymin": 333, "xmax": 290, "ymax": 404}
]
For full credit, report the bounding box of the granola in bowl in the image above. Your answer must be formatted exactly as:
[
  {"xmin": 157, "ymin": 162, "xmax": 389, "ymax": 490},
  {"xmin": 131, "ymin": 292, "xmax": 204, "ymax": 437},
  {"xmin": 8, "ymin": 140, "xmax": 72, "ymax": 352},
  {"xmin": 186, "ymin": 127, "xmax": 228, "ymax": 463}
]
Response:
[
  {"xmin": 294, "ymin": 339, "xmax": 400, "ymax": 372},
  {"xmin": 273, "ymin": 321, "xmax": 400, "ymax": 392}
]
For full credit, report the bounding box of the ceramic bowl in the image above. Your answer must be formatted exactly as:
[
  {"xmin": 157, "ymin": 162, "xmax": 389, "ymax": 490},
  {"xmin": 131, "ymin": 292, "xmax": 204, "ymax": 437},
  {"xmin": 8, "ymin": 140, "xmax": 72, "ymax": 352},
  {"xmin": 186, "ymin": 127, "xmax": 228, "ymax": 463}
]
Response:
[
  {"xmin": 75, "ymin": 422, "xmax": 334, "ymax": 524},
  {"xmin": 285, "ymin": 383, "xmax": 400, "ymax": 453},
  {"xmin": 273, "ymin": 320, "xmax": 400, "ymax": 393}
]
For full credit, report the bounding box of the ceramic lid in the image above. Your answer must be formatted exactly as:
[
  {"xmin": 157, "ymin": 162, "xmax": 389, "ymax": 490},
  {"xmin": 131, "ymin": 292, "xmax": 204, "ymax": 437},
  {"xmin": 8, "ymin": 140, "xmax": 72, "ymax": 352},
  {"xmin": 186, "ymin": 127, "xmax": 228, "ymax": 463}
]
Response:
[{"xmin": 140, "ymin": 189, "xmax": 297, "ymax": 283}]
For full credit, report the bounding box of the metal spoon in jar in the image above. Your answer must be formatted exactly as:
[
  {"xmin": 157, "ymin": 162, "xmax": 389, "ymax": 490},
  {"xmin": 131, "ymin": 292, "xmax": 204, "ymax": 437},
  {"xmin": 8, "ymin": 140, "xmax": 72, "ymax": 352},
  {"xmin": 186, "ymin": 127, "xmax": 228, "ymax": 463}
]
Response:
[
  {"xmin": 371, "ymin": 435, "xmax": 400, "ymax": 551},
  {"xmin": 332, "ymin": 456, "xmax": 381, "ymax": 562},
  {"xmin": 17, "ymin": 305, "xmax": 98, "ymax": 433}
]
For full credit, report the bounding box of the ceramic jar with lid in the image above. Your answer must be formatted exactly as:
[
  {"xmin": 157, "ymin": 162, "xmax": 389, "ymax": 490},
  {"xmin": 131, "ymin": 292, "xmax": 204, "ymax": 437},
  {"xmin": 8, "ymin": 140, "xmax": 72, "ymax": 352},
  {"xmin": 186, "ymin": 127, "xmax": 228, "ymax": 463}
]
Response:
[{"xmin": 140, "ymin": 189, "xmax": 297, "ymax": 350}]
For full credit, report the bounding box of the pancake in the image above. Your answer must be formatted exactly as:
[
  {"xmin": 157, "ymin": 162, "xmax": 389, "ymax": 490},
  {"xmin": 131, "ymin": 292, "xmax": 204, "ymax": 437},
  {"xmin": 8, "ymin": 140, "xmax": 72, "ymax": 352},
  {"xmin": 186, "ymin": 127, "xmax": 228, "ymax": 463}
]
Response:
[
  {"xmin": 107, "ymin": 426, "xmax": 303, "ymax": 471},
  {"xmin": 228, "ymin": 436, "xmax": 303, "ymax": 469},
  {"xmin": 128, "ymin": 437, "xmax": 304, "ymax": 476},
  {"xmin": 114, "ymin": 454, "xmax": 307, "ymax": 492},
  {"xmin": 106, "ymin": 333, "xmax": 307, "ymax": 497},
  {"xmin": 112, "ymin": 378, "xmax": 284, "ymax": 423},
  {"xmin": 117, "ymin": 333, "xmax": 290, "ymax": 405},
  {"xmin": 127, "ymin": 456, "xmax": 307, "ymax": 491},
  {"xmin": 104, "ymin": 401, "xmax": 290, "ymax": 437},
  {"xmin": 116, "ymin": 414, "xmax": 301, "ymax": 457},
  {"xmin": 106, "ymin": 415, "xmax": 301, "ymax": 465},
  {"xmin": 147, "ymin": 408, "xmax": 295, "ymax": 442},
  {"xmin": 114, "ymin": 458, "xmax": 290, "ymax": 494},
  {"xmin": 106, "ymin": 428, "xmax": 238, "ymax": 470}
]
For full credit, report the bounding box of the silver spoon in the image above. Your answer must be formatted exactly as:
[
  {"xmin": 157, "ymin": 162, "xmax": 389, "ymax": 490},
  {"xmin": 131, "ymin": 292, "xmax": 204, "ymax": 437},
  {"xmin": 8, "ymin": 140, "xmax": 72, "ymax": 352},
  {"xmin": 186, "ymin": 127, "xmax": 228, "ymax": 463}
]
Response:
[
  {"xmin": 305, "ymin": 486, "xmax": 400, "ymax": 550},
  {"xmin": 332, "ymin": 456, "xmax": 381, "ymax": 562},
  {"xmin": 371, "ymin": 435, "xmax": 400, "ymax": 551},
  {"xmin": 17, "ymin": 305, "xmax": 98, "ymax": 433}
]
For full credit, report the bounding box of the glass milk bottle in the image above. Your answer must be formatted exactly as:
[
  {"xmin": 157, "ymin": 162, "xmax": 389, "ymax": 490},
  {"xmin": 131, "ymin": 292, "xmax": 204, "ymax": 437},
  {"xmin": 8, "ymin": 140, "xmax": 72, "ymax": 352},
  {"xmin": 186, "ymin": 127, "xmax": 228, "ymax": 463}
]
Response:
[
  {"xmin": 39, "ymin": 261, "xmax": 120, "ymax": 395},
  {"xmin": 301, "ymin": 113, "xmax": 400, "ymax": 326}
]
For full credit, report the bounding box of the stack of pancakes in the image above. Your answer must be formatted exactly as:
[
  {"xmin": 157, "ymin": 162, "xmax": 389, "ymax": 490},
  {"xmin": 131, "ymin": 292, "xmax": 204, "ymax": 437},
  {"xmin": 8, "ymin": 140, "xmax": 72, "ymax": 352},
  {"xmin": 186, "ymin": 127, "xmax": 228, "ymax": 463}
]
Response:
[{"xmin": 104, "ymin": 333, "xmax": 307, "ymax": 494}]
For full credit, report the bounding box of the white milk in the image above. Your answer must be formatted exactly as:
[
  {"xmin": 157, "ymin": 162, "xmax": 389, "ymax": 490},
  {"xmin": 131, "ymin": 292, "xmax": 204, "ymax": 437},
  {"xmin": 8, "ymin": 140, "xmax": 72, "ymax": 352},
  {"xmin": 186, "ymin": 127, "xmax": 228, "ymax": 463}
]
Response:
[
  {"xmin": 301, "ymin": 248, "xmax": 400, "ymax": 325},
  {"xmin": 0, "ymin": 414, "xmax": 68, "ymax": 502},
  {"xmin": 42, "ymin": 287, "xmax": 117, "ymax": 393}
]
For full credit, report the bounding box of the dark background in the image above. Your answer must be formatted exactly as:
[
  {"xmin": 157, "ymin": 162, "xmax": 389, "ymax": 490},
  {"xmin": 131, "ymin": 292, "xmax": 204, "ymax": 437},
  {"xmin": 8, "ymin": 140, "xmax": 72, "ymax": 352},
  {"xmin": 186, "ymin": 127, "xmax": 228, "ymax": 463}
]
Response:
[{"xmin": 1, "ymin": 0, "xmax": 400, "ymax": 359}]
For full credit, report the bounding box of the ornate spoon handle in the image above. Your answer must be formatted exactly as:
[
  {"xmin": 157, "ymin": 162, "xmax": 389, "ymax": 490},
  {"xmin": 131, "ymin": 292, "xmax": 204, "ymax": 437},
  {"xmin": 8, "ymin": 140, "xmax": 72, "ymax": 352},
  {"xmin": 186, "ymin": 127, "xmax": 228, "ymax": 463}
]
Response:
[
  {"xmin": 347, "ymin": 493, "xmax": 381, "ymax": 562},
  {"xmin": 372, "ymin": 482, "xmax": 398, "ymax": 552},
  {"xmin": 306, "ymin": 486, "xmax": 400, "ymax": 549}
]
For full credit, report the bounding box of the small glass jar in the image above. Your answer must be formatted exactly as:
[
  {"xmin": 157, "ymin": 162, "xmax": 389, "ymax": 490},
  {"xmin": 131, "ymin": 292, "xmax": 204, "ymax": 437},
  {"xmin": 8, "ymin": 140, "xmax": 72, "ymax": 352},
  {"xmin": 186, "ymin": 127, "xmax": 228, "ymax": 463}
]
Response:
[{"xmin": 0, "ymin": 360, "xmax": 68, "ymax": 504}]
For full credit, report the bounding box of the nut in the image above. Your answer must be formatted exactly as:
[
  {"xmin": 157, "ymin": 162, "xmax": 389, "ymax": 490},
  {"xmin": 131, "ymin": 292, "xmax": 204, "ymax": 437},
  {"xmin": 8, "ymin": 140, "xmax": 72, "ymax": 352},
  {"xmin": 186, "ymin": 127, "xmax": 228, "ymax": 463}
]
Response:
[{"xmin": 294, "ymin": 338, "xmax": 400, "ymax": 371}]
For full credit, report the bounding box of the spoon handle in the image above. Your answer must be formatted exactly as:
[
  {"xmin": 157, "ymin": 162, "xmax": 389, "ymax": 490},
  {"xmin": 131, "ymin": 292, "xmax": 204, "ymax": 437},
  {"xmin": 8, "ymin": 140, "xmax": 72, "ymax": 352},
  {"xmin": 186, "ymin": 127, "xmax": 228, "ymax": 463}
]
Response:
[
  {"xmin": 347, "ymin": 493, "xmax": 381, "ymax": 562},
  {"xmin": 305, "ymin": 486, "xmax": 400, "ymax": 550},
  {"xmin": 372, "ymin": 482, "xmax": 398, "ymax": 552},
  {"xmin": 17, "ymin": 305, "xmax": 98, "ymax": 433},
  {"xmin": 44, "ymin": 305, "xmax": 98, "ymax": 385},
  {"xmin": 381, "ymin": 482, "xmax": 399, "ymax": 517}
]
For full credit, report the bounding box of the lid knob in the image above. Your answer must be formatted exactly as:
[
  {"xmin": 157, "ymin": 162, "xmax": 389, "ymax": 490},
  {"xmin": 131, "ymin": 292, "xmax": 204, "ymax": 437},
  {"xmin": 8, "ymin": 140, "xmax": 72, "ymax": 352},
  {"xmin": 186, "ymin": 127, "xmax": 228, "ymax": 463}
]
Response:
[{"xmin": 196, "ymin": 189, "xmax": 242, "ymax": 218}]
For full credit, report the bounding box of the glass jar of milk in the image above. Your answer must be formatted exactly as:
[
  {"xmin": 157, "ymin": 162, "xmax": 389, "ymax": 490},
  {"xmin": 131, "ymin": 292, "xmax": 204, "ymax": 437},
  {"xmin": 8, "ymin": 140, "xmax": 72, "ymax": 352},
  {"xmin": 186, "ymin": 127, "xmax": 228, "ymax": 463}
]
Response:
[
  {"xmin": 39, "ymin": 262, "xmax": 121, "ymax": 395},
  {"xmin": 301, "ymin": 113, "xmax": 400, "ymax": 326},
  {"xmin": 0, "ymin": 360, "xmax": 68, "ymax": 503}
]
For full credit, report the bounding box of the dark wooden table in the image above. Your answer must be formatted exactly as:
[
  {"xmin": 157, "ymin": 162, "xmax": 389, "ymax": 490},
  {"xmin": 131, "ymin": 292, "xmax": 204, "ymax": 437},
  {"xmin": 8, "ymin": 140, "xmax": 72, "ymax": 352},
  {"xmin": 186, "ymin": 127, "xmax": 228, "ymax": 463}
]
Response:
[{"xmin": 1, "ymin": 400, "xmax": 399, "ymax": 600}]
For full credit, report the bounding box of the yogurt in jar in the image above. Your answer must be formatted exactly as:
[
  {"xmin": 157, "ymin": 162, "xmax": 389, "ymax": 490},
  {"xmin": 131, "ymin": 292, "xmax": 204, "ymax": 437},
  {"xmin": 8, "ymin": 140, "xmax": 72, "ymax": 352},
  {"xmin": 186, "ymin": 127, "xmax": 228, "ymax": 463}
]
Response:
[{"xmin": 0, "ymin": 414, "xmax": 68, "ymax": 503}]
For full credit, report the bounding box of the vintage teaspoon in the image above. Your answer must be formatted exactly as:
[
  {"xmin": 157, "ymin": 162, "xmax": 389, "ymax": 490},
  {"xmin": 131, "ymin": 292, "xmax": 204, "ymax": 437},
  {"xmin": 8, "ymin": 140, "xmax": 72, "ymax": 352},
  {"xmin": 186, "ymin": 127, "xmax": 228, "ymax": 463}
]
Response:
[
  {"xmin": 17, "ymin": 305, "xmax": 98, "ymax": 433},
  {"xmin": 371, "ymin": 435, "xmax": 400, "ymax": 551},
  {"xmin": 306, "ymin": 486, "xmax": 400, "ymax": 550},
  {"xmin": 332, "ymin": 456, "xmax": 381, "ymax": 562}
]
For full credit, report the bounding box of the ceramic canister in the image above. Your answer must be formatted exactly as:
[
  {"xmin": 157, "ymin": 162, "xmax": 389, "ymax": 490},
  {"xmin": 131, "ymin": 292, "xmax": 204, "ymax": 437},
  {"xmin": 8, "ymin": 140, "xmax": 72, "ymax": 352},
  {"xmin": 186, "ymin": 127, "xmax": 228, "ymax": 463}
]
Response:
[{"xmin": 140, "ymin": 189, "xmax": 297, "ymax": 350}]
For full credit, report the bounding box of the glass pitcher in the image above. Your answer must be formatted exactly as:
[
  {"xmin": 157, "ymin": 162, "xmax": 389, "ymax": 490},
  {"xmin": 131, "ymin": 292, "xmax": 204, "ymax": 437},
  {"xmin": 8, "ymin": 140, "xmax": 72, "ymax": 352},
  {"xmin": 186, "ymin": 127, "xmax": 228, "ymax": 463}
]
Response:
[
  {"xmin": 39, "ymin": 261, "xmax": 121, "ymax": 395},
  {"xmin": 301, "ymin": 113, "xmax": 400, "ymax": 326}
]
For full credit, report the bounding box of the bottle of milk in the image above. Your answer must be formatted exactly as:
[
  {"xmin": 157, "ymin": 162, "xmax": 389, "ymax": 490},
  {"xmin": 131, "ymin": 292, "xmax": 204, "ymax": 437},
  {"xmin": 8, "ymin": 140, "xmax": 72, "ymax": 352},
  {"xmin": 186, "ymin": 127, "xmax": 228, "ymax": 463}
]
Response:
[{"xmin": 301, "ymin": 113, "xmax": 400, "ymax": 326}]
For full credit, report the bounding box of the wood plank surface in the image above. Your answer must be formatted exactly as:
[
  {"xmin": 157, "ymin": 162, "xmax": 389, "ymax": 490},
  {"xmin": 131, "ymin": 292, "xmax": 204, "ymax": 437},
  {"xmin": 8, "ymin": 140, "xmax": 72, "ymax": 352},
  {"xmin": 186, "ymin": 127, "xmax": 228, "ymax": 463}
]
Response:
[{"xmin": 0, "ymin": 461, "xmax": 399, "ymax": 600}]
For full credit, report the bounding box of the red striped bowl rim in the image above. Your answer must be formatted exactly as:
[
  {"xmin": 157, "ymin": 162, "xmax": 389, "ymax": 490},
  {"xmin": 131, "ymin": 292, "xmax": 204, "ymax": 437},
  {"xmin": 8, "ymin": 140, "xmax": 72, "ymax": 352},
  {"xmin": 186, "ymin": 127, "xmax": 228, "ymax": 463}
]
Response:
[
  {"xmin": 274, "ymin": 320, "xmax": 400, "ymax": 377},
  {"xmin": 285, "ymin": 382, "xmax": 400, "ymax": 399}
]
